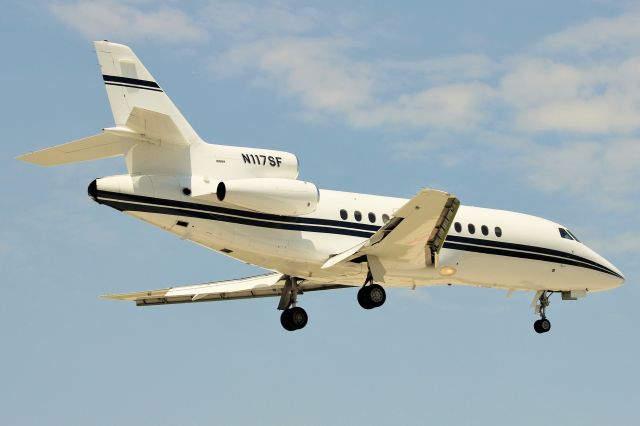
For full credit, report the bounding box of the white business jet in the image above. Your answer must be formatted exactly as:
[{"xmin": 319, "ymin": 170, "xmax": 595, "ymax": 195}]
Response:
[{"xmin": 18, "ymin": 42, "xmax": 625, "ymax": 333}]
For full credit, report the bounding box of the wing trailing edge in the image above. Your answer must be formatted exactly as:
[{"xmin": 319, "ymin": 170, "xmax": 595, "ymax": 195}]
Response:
[{"xmin": 102, "ymin": 273, "xmax": 351, "ymax": 306}]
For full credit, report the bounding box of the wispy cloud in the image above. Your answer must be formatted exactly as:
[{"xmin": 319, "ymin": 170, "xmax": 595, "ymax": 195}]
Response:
[
  {"xmin": 589, "ymin": 230, "xmax": 640, "ymax": 256},
  {"xmin": 46, "ymin": 0, "xmax": 640, "ymax": 211},
  {"xmin": 49, "ymin": 0, "xmax": 207, "ymax": 43},
  {"xmin": 536, "ymin": 11, "xmax": 640, "ymax": 55},
  {"xmin": 204, "ymin": 0, "xmax": 324, "ymax": 40},
  {"xmin": 518, "ymin": 139, "xmax": 640, "ymax": 206}
]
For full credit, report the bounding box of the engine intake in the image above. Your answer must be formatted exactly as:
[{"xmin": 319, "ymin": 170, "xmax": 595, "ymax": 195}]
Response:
[{"xmin": 217, "ymin": 178, "xmax": 319, "ymax": 216}]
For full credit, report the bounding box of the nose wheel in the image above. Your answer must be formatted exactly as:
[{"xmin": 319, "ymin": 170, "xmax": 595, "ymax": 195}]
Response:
[
  {"xmin": 532, "ymin": 291, "xmax": 552, "ymax": 334},
  {"xmin": 533, "ymin": 318, "xmax": 551, "ymax": 333}
]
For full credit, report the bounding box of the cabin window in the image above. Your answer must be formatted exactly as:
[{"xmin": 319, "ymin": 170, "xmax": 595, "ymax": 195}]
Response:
[
  {"xmin": 340, "ymin": 209, "xmax": 348, "ymax": 220},
  {"xmin": 468, "ymin": 224, "xmax": 476, "ymax": 234},
  {"xmin": 454, "ymin": 222, "xmax": 462, "ymax": 233},
  {"xmin": 481, "ymin": 225, "xmax": 489, "ymax": 236},
  {"xmin": 559, "ymin": 228, "xmax": 574, "ymax": 240},
  {"xmin": 354, "ymin": 211, "xmax": 362, "ymax": 222},
  {"xmin": 382, "ymin": 214, "xmax": 390, "ymax": 223},
  {"xmin": 368, "ymin": 212, "xmax": 376, "ymax": 223},
  {"xmin": 495, "ymin": 226, "xmax": 502, "ymax": 237}
]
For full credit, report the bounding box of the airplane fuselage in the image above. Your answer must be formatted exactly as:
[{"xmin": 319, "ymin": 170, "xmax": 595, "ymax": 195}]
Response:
[{"xmin": 91, "ymin": 176, "xmax": 624, "ymax": 295}]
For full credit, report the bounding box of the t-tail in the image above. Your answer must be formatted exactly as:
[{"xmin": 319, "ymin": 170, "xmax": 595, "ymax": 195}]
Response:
[
  {"xmin": 17, "ymin": 41, "xmax": 202, "ymax": 175},
  {"xmin": 18, "ymin": 41, "xmax": 310, "ymax": 214}
]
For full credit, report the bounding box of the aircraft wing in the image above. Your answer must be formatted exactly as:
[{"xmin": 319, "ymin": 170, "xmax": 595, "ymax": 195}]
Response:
[
  {"xmin": 102, "ymin": 273, "xmax": 349, "ymax": 306},
  {"xmin": 323, "ymin": 188, "xmax": 459, "ymax": 275}
]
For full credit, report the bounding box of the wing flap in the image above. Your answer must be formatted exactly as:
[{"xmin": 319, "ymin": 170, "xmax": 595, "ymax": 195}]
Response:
[{"xmin": 102, "ymin": 273, "xmax": 351, "ymax": 306}]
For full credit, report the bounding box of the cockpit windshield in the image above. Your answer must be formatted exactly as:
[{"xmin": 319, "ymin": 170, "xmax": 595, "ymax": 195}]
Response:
[{"xmin": 559, "ymin": 228, "xmax": 580, "ymax": 242}]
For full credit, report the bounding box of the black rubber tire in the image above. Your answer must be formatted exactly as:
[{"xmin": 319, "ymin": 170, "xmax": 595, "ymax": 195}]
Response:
[
  {"xmin": 280, "ymin": 309, "xmax": 296, "ymax": 331},
  {"xmin": 289, "ymin": 306, "xmax": 308, "ymax": 330},
  {"xmin": 357, "ymin": 287, "xmax": 374, "ymax": 309},
  {"xmin": 539, "ymin": 318, "xmax": 551, "ymax": 333},
  {"xmin": 368, "ymin": 284, "xmax": 386, "ymax": 308},
  {"xmin": 533, "ymin": 319, "xmax": 543, "ymax": 334}
]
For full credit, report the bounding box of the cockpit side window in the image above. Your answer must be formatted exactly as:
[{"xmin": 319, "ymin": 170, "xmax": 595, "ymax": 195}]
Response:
[
  {"xmin": 566, "ymin": 229, "xmax": 580, "ymax": 242},
  {"xmin": 559, "ymin": 228, "xmax": 574, "ymax": 240}
]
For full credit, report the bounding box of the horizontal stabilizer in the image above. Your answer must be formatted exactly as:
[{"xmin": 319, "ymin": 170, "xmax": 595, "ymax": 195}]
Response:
[
  {"xmin": 102, "ymin": 273, "xmax": 350, "ymax": 306},
  {"xmin": 17, "ymin": 132, "xmax": 134, "ymax": 166}
]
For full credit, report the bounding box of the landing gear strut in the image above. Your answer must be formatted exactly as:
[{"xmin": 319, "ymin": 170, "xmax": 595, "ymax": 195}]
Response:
[
  {"xmin": 533, "ymin": 291, "xmax": 552, "ymax": 334},
  {"xmin": 357, "ymin": 270, "xmax": 386, "ymax": 310},
  {"xmin": 278, "ymin": 276, "xmax": 308, "ymax": 331}
]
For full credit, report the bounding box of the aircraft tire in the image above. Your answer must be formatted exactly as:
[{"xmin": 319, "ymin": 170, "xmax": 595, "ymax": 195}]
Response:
[
  {"xmin": 368, "ymin": 284, "xmax": 386, "ymax": 308},
  {"xmin": 539, "ymin": 318, "xmax": 551, "ymax": 333},
  {"xmin": 533, "ymin": 320, "xmax": 543, "ymax": 333},
  {"xmin": 280, "ymin": 309, "xmax": 296, "ymax": 331},
  {"xmin": 357, "ymin": 287, "xmax": 374, "ymax": 309},
  {"xmin": 357, "ymin": 285, "xmax": 386, "ymax": 309},
  {"xmin": 533, "ymin": 319, "xmax": 551, "ymax": 334},
  {"xmin": 289, "ymin": 306, "xmax": 308, "ymax": 330}
]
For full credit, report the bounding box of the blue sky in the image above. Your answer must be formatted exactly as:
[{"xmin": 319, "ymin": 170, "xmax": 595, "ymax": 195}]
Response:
[{"xmin": 1, "ymin": 1, "xmax": 639, "ymax": 425}]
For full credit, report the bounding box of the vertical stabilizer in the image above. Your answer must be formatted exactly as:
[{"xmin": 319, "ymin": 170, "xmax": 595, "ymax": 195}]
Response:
[{"xmin": 94, "ymin": 41, "xmax": 201, "ymax": 145}]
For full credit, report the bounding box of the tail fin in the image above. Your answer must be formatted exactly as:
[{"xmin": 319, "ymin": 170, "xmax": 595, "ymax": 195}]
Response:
[
  {"xmin": 94, "ymin": 40, "xmax": 201, "ymax": 145},
  {"xmin": 19, "ymin": 42, "xmax": 201, "ymax": 171}
]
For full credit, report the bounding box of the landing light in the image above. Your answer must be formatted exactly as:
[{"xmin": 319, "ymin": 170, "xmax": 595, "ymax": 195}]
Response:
[{"xmin": 439, "ymin": 266, "xmax": 457, "ymax": 276}]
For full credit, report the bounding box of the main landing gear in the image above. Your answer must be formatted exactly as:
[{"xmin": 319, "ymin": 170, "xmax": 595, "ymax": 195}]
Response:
[
  {"xmin": 278, "ymin": 276, "xmax": 308, "ymax": 332},
  {"xmin": 357, "ymin": 271, "xmax": 386, "ymax": 310},
  {"xmin": 533, "ymin": 291, "xmax": 552, "ymax": 334}
]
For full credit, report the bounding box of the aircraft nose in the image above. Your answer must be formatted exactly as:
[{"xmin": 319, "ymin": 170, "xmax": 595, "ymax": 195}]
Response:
[{"xmin": 587, "ymin": 246, "xmax": 625, "ymax": 287}]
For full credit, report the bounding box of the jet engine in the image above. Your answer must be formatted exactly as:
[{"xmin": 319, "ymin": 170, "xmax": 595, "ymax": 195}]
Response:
[{"xmin": 217, "ymin": 178, "xmax": 319, "ymax": 216}]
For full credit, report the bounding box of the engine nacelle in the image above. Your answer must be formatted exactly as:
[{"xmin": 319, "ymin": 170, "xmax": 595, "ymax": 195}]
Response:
[{"xmin": 217, "ymin": 178, "xmax": 319, "ymax": 216}]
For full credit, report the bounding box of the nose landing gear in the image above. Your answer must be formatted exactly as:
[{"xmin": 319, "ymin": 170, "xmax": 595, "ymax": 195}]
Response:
[{"xmin": 532, "ymin": 291, "xmax": 552, "ymax": 334}]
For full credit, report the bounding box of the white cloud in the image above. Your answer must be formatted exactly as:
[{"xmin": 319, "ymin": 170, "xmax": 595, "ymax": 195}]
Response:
[
  {"xmin": 381, "ymin": 54, "xmax": 496, "ymax": 84},
  {"xmin": 500, "ymin": 57, "xmax": 640, "ymax": 134},
  {"xmin": 220, "ymin": 37, "xmax": 374, "ymax": 113},
  {"xmin": 50, "ymin": 0, "xmax": 207, "ymax": 43},
  {"xmin": 47, "ymin": 0, "xmax": 640, "ymax": 209},
  {"xmin": 349, "ymin": 83, "xmax": 497, "ymax": 129},
  {"xmin": 537, "ymin": 12, "xmax": 640, "ymax": 55},
  {"xmin": 204, "ymin": 0, "xmax": 323, "ymax": 40},
  {"xmin": 589, "ymin": 231, "xmax": 640, "ymax": 255},
  {"xmin": 519, "ymin": 139, "xmax": 640, "ymax": 204}
]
